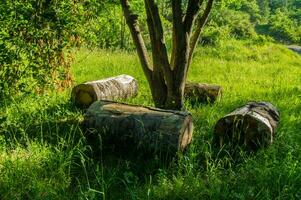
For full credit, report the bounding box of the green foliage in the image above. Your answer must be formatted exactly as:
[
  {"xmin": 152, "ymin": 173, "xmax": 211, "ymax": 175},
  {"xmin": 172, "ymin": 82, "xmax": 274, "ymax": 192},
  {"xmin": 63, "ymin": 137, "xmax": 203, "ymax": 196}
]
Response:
[
  {"xmin": 206, "ymin": 0, "xmax": 301, "ymax": 45},
  {"xmin": 0, "ymin": 0, "xmax": 83, "ymax": 97},
  {"xmin": 202, "ymin": 9, "xmax": 258, "ymax": 46},
  {"xmin": 201, "ymin": 26, "xmax": 231, "ymax": 46},
  {"xmin": 41, "ymin": 0, "xmax": 300, "ymax": 51},
  {"xmin": 222, "ymin": 0, "xmax": 261, "ymax": 22},
  {"xmin": 78, "ymin": 1, "xmax": 134, "ymax": 49},
  {"xmin": 268, "ymin": 9, "xmax": 301, "ymax": 44},
  {"xmin": 83, "ymin": 5, "xmax": 127, "ymax": 48}
]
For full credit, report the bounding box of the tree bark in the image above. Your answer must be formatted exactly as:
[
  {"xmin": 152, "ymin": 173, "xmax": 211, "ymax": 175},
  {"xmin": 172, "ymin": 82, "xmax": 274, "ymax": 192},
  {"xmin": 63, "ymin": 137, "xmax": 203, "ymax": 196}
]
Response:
[
  {"xmin": 83, "ymin": 100, "xmax": 194, "ymax": 153},
  {"xmin": 121, "ymin": 0, "xmax": 215, "ymax": 110},
  {"xmin": 71, "ymin": 75, "xmax": 138, "ymax": 108},
  {"xmin": 214, "ymin": 102, "xmax": 280, "ymax": 150},
  {"xmin": 185, "ymin": 82, "xmax": 222, "ymax": 103},
  {"xmin": 188, "ymin": 0, "xmax": 214, "ymax": 65},
  {"xmin": 121, "ymin": 0, "xmax": 153, "ymax": 82}
]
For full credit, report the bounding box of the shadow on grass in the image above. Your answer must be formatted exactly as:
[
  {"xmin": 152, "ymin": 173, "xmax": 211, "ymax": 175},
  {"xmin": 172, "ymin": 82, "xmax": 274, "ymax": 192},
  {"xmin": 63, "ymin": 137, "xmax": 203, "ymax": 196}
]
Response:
[{"xmin": 2, "ymin": 100, "xmax": 178, "ymax": 199}]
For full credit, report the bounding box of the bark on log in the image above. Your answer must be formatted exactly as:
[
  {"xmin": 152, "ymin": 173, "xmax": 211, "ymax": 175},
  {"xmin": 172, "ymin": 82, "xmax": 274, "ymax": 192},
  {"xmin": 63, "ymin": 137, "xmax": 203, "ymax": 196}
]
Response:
[
  {"xmin": 185, "ymin": 83, "xmax": 222, "ymax": 103},
  {"xmin": 214, "ymin": 102, "xmax": 280, "ymax": 150},
  {"xmin": 71, "ymin": 75, "xmax": 138, "ymax": 108},
  {"xmin": 83, "ymin": 100, "xmax": 193, "ymax": 153}
]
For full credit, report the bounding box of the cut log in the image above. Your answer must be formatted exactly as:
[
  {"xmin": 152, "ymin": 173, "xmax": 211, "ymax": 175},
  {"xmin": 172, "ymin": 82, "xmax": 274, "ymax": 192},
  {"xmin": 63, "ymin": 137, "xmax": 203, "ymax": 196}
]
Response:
[
  {"xmin": 214, "ymin": 102, "xmax": 280, "ymax": 150},
  {"xmin": 71, "ymin": 75, "xmax": 138, "ymax": 108},
  {"xmin": 185, "ymin": 83, "xmax": 222, "ymax": 104},
  {"xmin": 83, "ymin": 100, "xmax": 193, "ymax": 153}
]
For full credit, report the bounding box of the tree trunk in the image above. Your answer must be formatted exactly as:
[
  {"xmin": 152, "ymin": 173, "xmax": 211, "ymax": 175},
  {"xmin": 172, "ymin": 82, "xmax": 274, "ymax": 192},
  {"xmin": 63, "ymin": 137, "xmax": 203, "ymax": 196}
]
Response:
[
  {"xmin": 71, "ymin": 75, "xmax": 138, "ymax": 108},
  {"xmin": 185, "ymin": 82, "xmax": 222, "ymax": 104},
  {"xmin": 121, "ymin": 0, "xmax": 215, "ymax": 110},
  {"xmin": 83, "ymin": 100, "xmax": 193, "ymax": 153},
  {"xmin": 165, "ymin": 80, "xmax": 186, "ymax": 110},
  {"xmin": 214, "ymin": 102, "xmax": 280, "ymax": 150},
  {"xmin": 149, "ymin": 72, "xmax": 168, "ymax": 109}
]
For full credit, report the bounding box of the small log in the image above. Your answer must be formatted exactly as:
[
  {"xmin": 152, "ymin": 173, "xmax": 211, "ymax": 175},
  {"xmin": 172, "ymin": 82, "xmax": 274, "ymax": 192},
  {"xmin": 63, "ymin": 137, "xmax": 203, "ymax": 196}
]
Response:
[
  {"xmin": 185, "ymin": 83, "xmax": 222, "ymax": 104},
  {"xmin": 214, "ymin": 102, "xmax": 280, "ymax": 150},
  {"xmin": 71, "ymin": 75, "xmax": 138, "ymax": 108},
  {"xmin": 83, "ymin": 100, "xmax": 193, "ymax": 153}
]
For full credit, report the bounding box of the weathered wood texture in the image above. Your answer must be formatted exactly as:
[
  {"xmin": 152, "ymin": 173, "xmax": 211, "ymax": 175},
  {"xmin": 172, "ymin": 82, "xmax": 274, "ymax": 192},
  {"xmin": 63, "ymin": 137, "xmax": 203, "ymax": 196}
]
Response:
[
  {"xmin": 214, "ymin": 102, "xmax": 280, "ymax": 150},
  {"xmin": 71, "ymin": 75, "xmax": 138, "ymax": 108},
  {"xmin": 185, "ymin": 83, "xmax": 222, "ymax": 103},
  {"xmin": 83, "ymin": 100, "xmax": 193, "ymax": 152}
]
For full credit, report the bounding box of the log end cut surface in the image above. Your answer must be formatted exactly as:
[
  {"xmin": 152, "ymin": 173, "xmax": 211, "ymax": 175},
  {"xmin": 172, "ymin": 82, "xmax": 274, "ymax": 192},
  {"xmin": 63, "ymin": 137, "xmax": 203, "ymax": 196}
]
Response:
[{"xmin": 71, "ymin": 84, "xmax": 97, "ymax": 107}]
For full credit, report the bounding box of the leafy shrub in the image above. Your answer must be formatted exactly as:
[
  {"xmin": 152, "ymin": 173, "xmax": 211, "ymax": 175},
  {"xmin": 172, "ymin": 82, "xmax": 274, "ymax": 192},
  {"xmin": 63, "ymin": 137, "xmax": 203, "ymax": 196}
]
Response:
[
  {"xmin": 202, "ymin": 0, "xmax": 301, "ymax": 45},
  {"xmin": 0, "ymin": 0, "xmax": 83, "ymax": 97},
  {"xmin": 268, "ymin": 9, "xmax": 301, "ymax": 44},
  {"xmin": 202, "ymin": 9, "xmax": 257, "ymax": 46},
  {"xmin": 79, "ymin": 1, "xmax": 134, "ymax": 49},
  {"xmin": 201, "ymin": 26, "xmax": 231, "ymax": 46},
  {"xmin": 226, "ymin": 0, "xmax": 261, "ymax": 23}
]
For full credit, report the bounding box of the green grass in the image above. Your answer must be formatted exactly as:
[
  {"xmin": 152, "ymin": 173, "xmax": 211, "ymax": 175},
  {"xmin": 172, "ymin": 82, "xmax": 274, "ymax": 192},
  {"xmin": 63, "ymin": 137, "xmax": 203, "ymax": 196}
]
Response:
[{"xmin": 1, "ymin": 40, "xmax": 301, "ymax": 199}]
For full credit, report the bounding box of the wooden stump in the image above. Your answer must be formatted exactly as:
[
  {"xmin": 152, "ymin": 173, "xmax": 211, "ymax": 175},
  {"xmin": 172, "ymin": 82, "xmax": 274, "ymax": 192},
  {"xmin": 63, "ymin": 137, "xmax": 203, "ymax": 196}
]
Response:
[
  {"xmin": 71, "ymin": 75, "xmax": 138, "ymax": 108},
  {"xmin": 214, "ymin": 102, "xmax": 280, "ymax": 150},
  {"xmin": 185, "ymin": 83, "xmax": 222, "ymax": 104},
  {"xmin": 83, "ymin": 100, "xmax": 193, "ymax": 153}
]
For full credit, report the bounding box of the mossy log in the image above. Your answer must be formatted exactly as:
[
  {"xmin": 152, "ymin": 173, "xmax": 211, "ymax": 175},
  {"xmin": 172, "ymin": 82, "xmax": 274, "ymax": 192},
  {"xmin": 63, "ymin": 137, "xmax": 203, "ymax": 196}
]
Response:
[
  {"xmin": 214, "ymin": 102, "xmax": 280, "ymax": 150},
  {"xmin": 185, "ymin": 83, "xmax": 222, "ymax": 103},
  {"xmin": 83, "ymin": 100, "xmax": 193, "ymax": 153},
  {"xmin": 71, "ymin": 75, "xmax": 138, "ymax": 108}
]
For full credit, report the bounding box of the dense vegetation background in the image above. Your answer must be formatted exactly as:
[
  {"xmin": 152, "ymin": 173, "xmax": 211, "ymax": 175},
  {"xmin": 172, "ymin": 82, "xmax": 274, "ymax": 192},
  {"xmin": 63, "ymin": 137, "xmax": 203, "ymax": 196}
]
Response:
[
  {"xmin": 0, "ymin": 0, "xmax": 301, "ymax": 199},
  {"xmin": 1, "ymin": 0, "xmax": 300, "ymax": 97}
]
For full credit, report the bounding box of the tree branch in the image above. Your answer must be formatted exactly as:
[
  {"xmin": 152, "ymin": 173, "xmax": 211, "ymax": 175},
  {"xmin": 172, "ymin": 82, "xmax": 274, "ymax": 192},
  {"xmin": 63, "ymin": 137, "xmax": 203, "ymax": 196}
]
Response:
[
  {"xmin": 144, "ymin": 0, "xmax": 169, "ymax": 105},
  {"xmin": 188, "ymin": 0, "xmax": 214, "ymax": 65},
  {"xmin": 184, "ymin": 0, "xmax": 203, "ymax": 33},
  {"xmin": 144, "ymin": 0, "xmax": 171, "ymax": 78},
  {"xmin": 171, "ymin": 0, "xmax": 186, "ymax": 70},
  {"xmin": 120, "ymin": 0, "xmax": 153, "ymax": 81},
  {"xmin": 169, "ymin": 0, "xmax": 190, "ymax": 102}
]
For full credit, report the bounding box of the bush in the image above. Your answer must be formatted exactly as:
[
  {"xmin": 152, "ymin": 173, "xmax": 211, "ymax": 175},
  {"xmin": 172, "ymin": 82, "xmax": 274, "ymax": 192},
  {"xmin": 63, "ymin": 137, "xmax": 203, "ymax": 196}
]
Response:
[
  {"xmin": 0, "ymin": 0, "xmax": 83, "ymax": 97},
  {"xmin": 268, "ymin": 9, "xmax": 301, "ymax": 44},
  {"xmin": 201, "ymin": 26, "xmax": 231, "ymax": 46},
  {"xmin": 78, "ymin": 2, "xmax": 133, "ymax": 49},
  {"xmin": 201, "ymin": 9, "xmax": 257, "ymax": 46}
]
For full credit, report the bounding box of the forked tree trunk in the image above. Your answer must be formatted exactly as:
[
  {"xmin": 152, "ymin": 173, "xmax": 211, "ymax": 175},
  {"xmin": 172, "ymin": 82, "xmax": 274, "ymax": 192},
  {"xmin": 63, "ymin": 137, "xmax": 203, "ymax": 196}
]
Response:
[
  {"xmin": 71, "ymin": 75, "xmax": 138, "ymax": 108},
  {"xmin": 84, "ymin": 100, "xmax": 194, "ymax": 153},
  {"xmin": 121, "ymin": 0, "xmax": 214, "ymax": 110},
  {"xmin": 214, "ymin": 102, "xmax": 280, "ymax": 150}
]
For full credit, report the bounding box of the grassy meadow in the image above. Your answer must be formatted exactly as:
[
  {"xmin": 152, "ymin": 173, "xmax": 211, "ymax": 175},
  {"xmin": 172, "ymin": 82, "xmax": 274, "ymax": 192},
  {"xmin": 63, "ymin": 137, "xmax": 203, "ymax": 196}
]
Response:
[{"xmin": 1, "ymin": 40, "xmax": 301, "ymax": 199}]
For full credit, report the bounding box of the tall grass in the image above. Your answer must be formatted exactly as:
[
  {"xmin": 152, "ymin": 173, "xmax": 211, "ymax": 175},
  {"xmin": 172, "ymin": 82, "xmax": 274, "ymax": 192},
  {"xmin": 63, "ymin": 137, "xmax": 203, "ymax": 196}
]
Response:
[{"xmin": 0, "ymin": 40, "xmax": 301, "ymax": 199}]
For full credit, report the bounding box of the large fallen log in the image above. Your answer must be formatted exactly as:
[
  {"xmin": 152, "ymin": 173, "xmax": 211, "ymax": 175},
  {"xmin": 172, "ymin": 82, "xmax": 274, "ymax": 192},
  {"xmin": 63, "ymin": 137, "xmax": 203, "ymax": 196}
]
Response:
[
  {"xmin": 214, "ymin": 102, "xmax": 280, "ymax": 150},
  {"xmin": 71, "ymin": 75, "xmax": 138, "ymax": 108},
  {"xmin": 83, "ymin": 100, "xmax": 193, "ymax": 153},
  {"xmin": 185, "ymin": 83, "xmax": 222, "ymax": 104}
]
